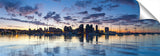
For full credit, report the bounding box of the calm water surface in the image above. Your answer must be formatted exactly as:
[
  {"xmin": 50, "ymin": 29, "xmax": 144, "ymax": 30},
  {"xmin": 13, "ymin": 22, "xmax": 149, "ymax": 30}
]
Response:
[{"xmin": 0, "ymin": 34, "xmax": 160, "ymax": 56}]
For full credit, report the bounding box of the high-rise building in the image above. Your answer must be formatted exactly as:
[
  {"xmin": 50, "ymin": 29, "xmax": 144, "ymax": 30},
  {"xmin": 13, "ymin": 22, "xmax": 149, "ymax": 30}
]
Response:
[
  {"xmin": 79, "ymin": 24, "xmax": 84, "ymax": 33},
  {"xmin": 49, "ymin": 27, "xmax": 56, "ymax": 32},
  {"xmin": 96, "ymin": 25, "xmax": 99, "ymax": 33},
  {"xmin": 86, "ymin": 24, "xmax": 90, "ymax": 33},
  {"xmin": 85, "ymin": 24, "xmax": 94, "ymax": 33},
  {"xmin": 105, "ymin": 27, "xmax": 109, "ymax": 33},
  {"xmin": 90, "ymin": 24, "xmax": 94, "ymax": 32},
  {"xmin": 64, "ymin": 26, "xmax": 72, "ymax": 33},
  {"xmin": 44, "ymin": 27, "xmax": 48, "ymax": 32}
]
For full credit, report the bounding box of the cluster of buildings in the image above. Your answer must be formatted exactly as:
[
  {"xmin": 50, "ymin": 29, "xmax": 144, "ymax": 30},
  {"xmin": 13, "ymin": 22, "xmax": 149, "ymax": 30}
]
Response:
[
  {"xmin": 1, "ymin": 24, "xmax": 160, "ymax": 36},
  {"xmin": 0, "ymin": 29, "xmax": 27, "ymax": 34},
  {"xmin": 27, "ymin": 24, "xmax": 110, "ymax": 35},
  {"xmin": 28, "ymin": 27, "xmax": 63, "ymax": 35}
]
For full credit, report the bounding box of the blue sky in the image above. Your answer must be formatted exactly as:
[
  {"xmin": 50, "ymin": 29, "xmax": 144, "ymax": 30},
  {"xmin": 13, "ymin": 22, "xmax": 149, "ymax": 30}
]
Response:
[{"xmin": 0, "ymin": 0, "xmax": 159, "ymax": 32}]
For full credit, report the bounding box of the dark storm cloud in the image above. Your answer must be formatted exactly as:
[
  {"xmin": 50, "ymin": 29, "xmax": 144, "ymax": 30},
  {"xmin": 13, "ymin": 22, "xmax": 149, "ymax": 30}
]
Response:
[
  {"xmin": 91, "ymin": 7, "xmax": 103, "ymax": 12},
  {"xmin": 44, "ymin": 11, "xmax": 56, "ymax": 19},
  {"xmin": 0, "ymin": 17, "xmax": 52, "ymax": 26},
  {"xmin": 77, "ymin": 11, "xmax": 88, "ymax": 14},
  {"xmin": 83, "ymin": 13, "xmax": 105, "ymax": 19},
  {"xmin": 75, "ymin": 0, "xmax": 92, "ymax": 8},
  {"xmin": 64, "ymin": 16, "xmax": 72, "ymax": 20}
]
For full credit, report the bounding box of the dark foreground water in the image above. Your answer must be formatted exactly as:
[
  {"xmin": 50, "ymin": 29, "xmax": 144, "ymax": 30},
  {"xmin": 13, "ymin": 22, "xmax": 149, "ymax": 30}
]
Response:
[{"xmin": 0, "ymin": 34, "xmax": 160, "ymax": 56}]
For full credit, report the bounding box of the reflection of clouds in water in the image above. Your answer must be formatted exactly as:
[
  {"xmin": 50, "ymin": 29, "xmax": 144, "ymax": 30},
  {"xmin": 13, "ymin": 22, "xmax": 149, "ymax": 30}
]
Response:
[{"xmin": 0, "ymin": 34, "xmax": 160, "ymax": 56}]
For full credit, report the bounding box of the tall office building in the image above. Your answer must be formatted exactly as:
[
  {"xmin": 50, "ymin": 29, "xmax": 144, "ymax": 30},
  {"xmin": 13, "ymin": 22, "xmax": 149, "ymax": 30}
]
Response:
[
  {"xmin": 79, "ymin": 24, "xmax": 84, "ymax": 33},
  {"xmin": 105, "ymin": 27, "xmax": 109, "ymax": 33},
  {"xmin": 96, "ymin": 25, "xmax": 98, "ymax": 33}
]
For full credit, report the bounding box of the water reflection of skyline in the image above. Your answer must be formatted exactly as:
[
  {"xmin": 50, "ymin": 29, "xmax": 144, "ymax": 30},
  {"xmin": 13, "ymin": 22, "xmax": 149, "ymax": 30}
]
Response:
[{"xmin": 0, "ymin": 34, "xmax": 160, "ymax": 56}]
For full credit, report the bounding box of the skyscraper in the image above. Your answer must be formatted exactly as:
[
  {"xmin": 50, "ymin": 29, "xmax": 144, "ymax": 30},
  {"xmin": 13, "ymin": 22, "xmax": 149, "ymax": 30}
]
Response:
[
  {"xmin": 96, "ymin": 25, "xmax": 99, "ymax": 33},
  {"xmin": 79, "ymin": 24, "xmax": 84, "ymax": 33},
  {"xmin": 105, "ymin": 27, "xmax": 109, "ymax": 33},
  {"xmin": 86, "ymin": 24, "xmax": 90, "ymax": 33}
]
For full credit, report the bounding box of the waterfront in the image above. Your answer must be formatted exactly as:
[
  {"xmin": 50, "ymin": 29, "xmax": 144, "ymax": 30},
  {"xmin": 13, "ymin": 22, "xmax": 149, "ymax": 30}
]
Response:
[{"xmin": 0, "ymin": 34, "xmax": 160, "ymax": 56}]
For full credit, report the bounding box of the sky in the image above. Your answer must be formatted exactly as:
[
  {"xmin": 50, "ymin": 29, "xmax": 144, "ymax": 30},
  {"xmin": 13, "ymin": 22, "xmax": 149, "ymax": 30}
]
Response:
[{"xmin": 0, "ymin": 0, "xmax": 159, "ymax": 33}]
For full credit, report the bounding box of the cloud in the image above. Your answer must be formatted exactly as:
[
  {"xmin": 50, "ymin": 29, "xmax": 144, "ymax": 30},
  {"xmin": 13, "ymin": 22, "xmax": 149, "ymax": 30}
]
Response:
[
  {"xmin": 0, "ymin": 17, "xmax": 52, "ymax": 26},
  {"xmin": 43, "ymin": 12, "xmax": 61, "ymax": 22},
  {"xmin": 72, "ymin": 19, "xmax": 77, "ymax": 21},
  {"xmin": 62, "ymin": 7, "xmax": 74, "ymax": 12},
  {"xmin": 111, "ymin": 0, "xmax": 137, "ymax": 5},
  {"xmin": 0, "ymin": 0, "xmax": 21, "ymax": 13},
  {"xmin": 75, "ymin": 0, "xmax": 92, "ymax": 8},
  {"xmin": 64, "ymin": 16, "xmax": 72, "ymax": 20},
  {"xmin": 112, "ymin": 21, "xmax": 134, "ymax": 25},
  {"xmin": 52, "ymin": 14, "xmax": 61, "ymax": 22},
  {"xmin": 107, "ymin": 4, "xmax": 119, "ymax": 10},
  {"xmin": 8, "ymin": 14, "xmax": 17, "ymax": 17},
  {"xmin": 88, "ymin": 20, "xmax": 102, "ymax": 24},
  {"xmin": 63, "ymin": 16, "xmax": 78, "ymax": 21},
  {"xmin": 25, "ymin": 16, "xmax": 34, "ymax": 20},
  {"xmin": 79, "ymin": 21, "xmax": 85, "ymax": 23},
  {"xmin": 83, "ymin": 13, "xmax": 105, "ymax": 19},
  {"xmin": 102, "ymin": 19, "xmax": 119, "ymax": 23},
  {"xmin": 59, "ymin": 22, "xmax": 70, "ymax": 25},
  {"xmin": 137, "ymin": 19, "xmax": 159, "ymax": 25},
  {"xmin": 35, "ymin": 11, "xmax": 42, "ymax": 17},
  {"xmin": 91, "ymin": 7, "xmax": 103, "ymax": 12},
  {"xmin": 77, "ymin": 11, "xmax": 88, "ymax": 14},
  {"xmin": 103, "ymin": 14, "xmax": 160, "ymax": 26},
  {"xmin": 19, "ymin": 5, "xmax": 40, "ymax": 16},
  {"xmin": 78, "ymin": 20, "xmax": 102, "ymax": 24},
  {"xmin": 79, "ymin": 14, "xmax": 138, "ymax": 26},
  {"xmin": 52, "ymin": 0, "xmax": 61, "ymax": 2},
  {"xmin": 118, "ymin": 14, "xmax": 138, "ymax": 21},
  {"xmin": 101, "ymin": 14, "xmax": 139, "ymax": 25},
  {"xmin": 7, "ymin": 25, "xmax": 23, "ymax": 28},
  {"xmin": 0, "ymin": 0, "xmax": 41, "ymax": 16},
  {"xmin": 44, "ymin": 11, "xmax": 56, "ymax": 19},
  {"xmin": 103, "ymin": 14, "xmax": 138, "ymax": 22},
  {"xmin": 100, "ymin": 0, "xmax": 109, "ymax": 3}
]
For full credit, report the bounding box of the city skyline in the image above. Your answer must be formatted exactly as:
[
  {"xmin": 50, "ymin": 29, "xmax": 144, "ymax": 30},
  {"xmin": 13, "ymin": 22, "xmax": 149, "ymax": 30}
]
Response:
[{"xmin": 0, "ymin": 0, "xmax": 159, "ymax": 33}]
